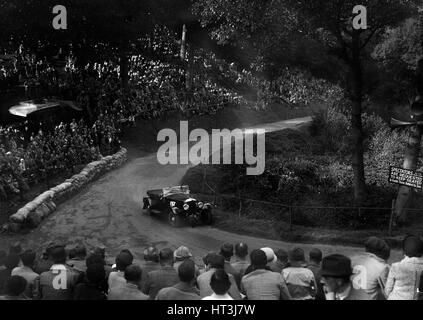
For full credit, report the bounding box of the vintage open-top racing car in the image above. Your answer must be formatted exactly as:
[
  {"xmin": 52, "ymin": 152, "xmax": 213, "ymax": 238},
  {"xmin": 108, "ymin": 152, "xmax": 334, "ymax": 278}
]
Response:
[{"xmin": 142, "ymin": 185, "xmax": 213, "ymax": 227}]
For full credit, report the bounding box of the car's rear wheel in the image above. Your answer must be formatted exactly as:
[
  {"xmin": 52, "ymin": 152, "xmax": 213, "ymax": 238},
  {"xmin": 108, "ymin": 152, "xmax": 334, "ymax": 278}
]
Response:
[
  {"xmin": 201, "ymin": 209, "xmax": 213, "ymax": 225},
  {"xmin": 168, "ymin": 211, "xmax": 183, "ymax": 227}
]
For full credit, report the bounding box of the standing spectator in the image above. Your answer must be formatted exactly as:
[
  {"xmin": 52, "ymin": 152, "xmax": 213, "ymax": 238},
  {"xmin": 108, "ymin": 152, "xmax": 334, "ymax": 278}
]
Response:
[
  {"xmin": 173, "ymin": 246, "xmax": 194, "ymax": 271},
  {"xmin": 241, "ymin": 249, "xmax": 291, "ymax": 300},
  {"xmin": 143, "ymin": 248, "xmax": 179, "ymax": 300},
  {"xmin": 197, "ymin": 253, "xmax": 241, "ymax": 300},
  {"xmin": 220, "ymin": 243, "xmax": 240, "ymax": 288},
  {"xmin": 38, "ymin": 244, "xmax": 80, "ymax": 300},
  {"xmin": 386, "ymin": 235, "xmax": 423, "ymax": 300},
  {"xmin": 93, "ymin": 246, "xmax": 113, "ymax": 276},
  {"xmin": 320, "ymin": 254, "xmax": 362, "ymax": 300},
  {"xmin": 261, "ymin": 247, "xmax": 280, "ymax": 273},
  {"xmin": 108, "ymin": 265, "xmax": 148, "ymax": 300},
  {"xmin": 0, "ymin": 251, "xmax": 9, "ymax": 295},
  {"xmin": 271, "ymin": 249, "xmax": 289, "ymax": 273},
  {"xmin": 0, "ymin": 276, "xmax": 27, "ymax": 300},
  {"xmin": 86, "ymin": 253, "xmax": 109, "ymax": 294},
  {"xmin": 108, "ymin": 250, "xmax": 133, "ymax": 292},
  {"xmin": 261, "ymin": 247, "xmax": 277, "ymax": 266},
  {"xmin": 351, "ymin": 237, "xmax": 390, "ymax": 300},
  {"xmin": 140, "ymin": 246, "xmax": 160, "ymax": 289},
  {"xmin": 307, "ymin": 248, "xmax": 325, "ymax": 300},
  {"xmin": 231, "ymin": 243, "xmax": 249, "ymax": 280},
  {"xmin": 9, "ymin": 242, "xmax": 23, "ymax": 256},
  {"xmin": 202, "ymin": 269, "xmax": 234, "ymax": 300},
  {"xmin": 33, "ymin": 244, "xmax": 54, "ymax": 274},
  {"xmin": 67, "ymin": 245, "xmax": 87, "ymax": 273},
  {"xmin": 0, "ymin": 254, "xmax": 21, "ymax": 295},
  {"xmin": 282, "ymin": 248, "xmax": 316, "ymax": 300},
  {"xmin": 11, "ymin": 250, "xmax": 39, "ymax": 299},
  {"xmin": 74, "ymin": 263, "xmax": 107, "ymax": 300},
  {"xmin": 156, "ymin": 260, "xmax": 201, "ymax": 300}
]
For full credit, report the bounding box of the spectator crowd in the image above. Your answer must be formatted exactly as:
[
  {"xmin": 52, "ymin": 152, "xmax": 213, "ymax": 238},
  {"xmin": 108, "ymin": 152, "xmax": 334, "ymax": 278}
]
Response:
[{"xmin": 1, "ymin": 234, "xmax": 423, "ymax": 300}]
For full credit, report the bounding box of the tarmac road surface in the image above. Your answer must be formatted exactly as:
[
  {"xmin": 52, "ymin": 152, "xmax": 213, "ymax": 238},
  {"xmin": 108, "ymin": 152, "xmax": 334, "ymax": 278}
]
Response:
[{"xmin": 0, "ymin": 116, "xmax": 403, "ymax": 264}]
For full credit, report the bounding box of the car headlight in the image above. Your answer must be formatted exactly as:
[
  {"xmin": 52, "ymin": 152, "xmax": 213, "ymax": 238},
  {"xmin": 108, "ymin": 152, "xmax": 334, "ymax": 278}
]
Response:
[
  {"xmin": 183, "ymin": 204, "xmax": 189, "ymax": 211},
  {"xmin": 198, "ymin": 202, "xmax": 204, "ymax": 209},
  {"xmin": 170, "ymin": 201, "xmax": 176, "ymax": 207}
]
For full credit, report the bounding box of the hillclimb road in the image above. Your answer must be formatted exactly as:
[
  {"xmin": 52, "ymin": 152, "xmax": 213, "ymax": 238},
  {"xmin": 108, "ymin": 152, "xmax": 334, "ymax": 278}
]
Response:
[{"xmin": 0, "ymin": 116, "xmax": 403, "ymax": 264}]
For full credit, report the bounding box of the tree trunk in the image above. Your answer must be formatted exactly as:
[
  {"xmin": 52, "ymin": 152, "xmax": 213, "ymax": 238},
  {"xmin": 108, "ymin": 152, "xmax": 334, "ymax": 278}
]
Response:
[
  {"xmin": 119, "ymin": 51, "xmax": 129, "ymax": 94},
  {"xmin": 186, "ymin": 47, "xmax": 194, "ymax": 91},
  {"xmin": 349, "ymin": 34, "xmax": 367, "ymax": 203},
  {"xmin": 180, "ymin": 24, "xmax": 187, "ymax": 60},
  {"xmin": 394, "ymin": 125, "xmax": 423, "ymax": 224}
]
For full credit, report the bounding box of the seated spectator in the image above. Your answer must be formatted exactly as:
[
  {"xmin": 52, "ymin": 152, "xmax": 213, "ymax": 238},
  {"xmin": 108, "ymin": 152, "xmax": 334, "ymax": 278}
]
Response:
[
  {"xmin": 0, "ymin": 254, "xmax": 21, "ymax": 295},
  {"xmin": 39, "ymin": 244, "xmax": 80, "ymax": 300},
  {"xmin": 0, "ymin": 276, "xmax": 27, "ymax": 300},
  {"xmin": 351, "ymin": 237, "xmax": 390, "ymax": 300},
  {"xmin": 140, "ymin": 246, "xmax": 160, "ymax": 289},
  {"xmin": 271, "ymin": 249, "xmax": 289, "ymax": 273},
  {"xmin": 108, "ymin": 250, "xmax": 133, "ymax": 292},
  {"xmin": 231, "ymin": 243, "xmax": 249, "ymax": 280},
  {"xmin": 67, "ymin": 245, "xmax": 87, "ymax": 273},
  {"xmin": 220, "ymin": 243, "xmax": 240, "ymax": 288},
  {"xmin": 321, "ymin": 254, "xmax": 362, "ymax": 300},
  {"xmin": 108, "ymin": 265, "xmax": 148, "ymax": 300},
  {"xmin": 198, "ymin": 253, "xmax": 241, "ymax": 299},
  {"xmin": 143, "ymin": 248, "xmax": 179, "ymax": 299},
  {"xmin": 74, "ymin": 263, "xmax": 107, "ymax": 300},
  {"xmin": 156, "ymin": 260, "xmax": 201, "ymax": 300},
  {"xmin": 386, "ymin": 235, "xmax": 423, "ymax": 300},
  {"xmin": 241, "ymin": 249, "xmax": 291, "ymax": 300},
  {"xmin": 307, "ymin": 248, "xmax": 325, "ymax": 300},
  {"xmin": 202, "ymin": 269, "xmax": 233, "ymax": 300},
  {"xmin": 282, "ymin": 248, "xmax": 316, "ymax": 300},
  {"xmin": 11, "ymin": 250, "xmax": 40, "ymax": 299}
]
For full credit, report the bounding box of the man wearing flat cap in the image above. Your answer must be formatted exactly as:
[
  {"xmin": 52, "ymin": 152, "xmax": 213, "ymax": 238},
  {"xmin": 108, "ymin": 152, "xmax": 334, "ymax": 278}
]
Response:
[
  {"xmin": 321, "ymin": 254, "xmax": 362, "ymax": 300},
  {"xmin": 241, "ymin": 249, "xmax": 291, "ymax": 300},
  {"xmin": 38, "ymin": 244, "xmax": 80, "ymax": 300},
  {"xmin": 140, "ymin": 246, "xmax": 160, "ymax": 289},
  {"xmin": 350, "ymin": 236, "xmax": 390, "ymax": 300}
]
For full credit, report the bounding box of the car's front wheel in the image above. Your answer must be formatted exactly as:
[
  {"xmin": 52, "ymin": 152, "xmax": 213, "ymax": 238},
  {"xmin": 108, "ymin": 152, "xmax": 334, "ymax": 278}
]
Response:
[
  {"xmin": 142, "ymin": 208, "xmax": 151, "ymax": 215},
  {"xmin": 168, "ymin": 211, "xmax": 183, "ymax": 227}
]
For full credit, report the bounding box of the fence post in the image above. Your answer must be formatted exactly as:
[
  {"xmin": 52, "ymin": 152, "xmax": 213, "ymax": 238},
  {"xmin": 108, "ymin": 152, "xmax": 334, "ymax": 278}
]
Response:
[
  {"xmin": 389, "ymin": 199, "xmax": 395, "ymax": 236},
  {"xmin": 289, "ymin": 206, "xmax": 293, "ymax": 232},
  {"xmin": 202, "ymin": 165, "xmax": 206, "ymax": 193}
]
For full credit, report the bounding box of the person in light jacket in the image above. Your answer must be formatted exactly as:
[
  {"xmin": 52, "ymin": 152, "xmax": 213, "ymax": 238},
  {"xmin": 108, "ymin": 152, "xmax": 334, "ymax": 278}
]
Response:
[{"xmin": 386, "ymin": 235, "xmax": 423, "ymax": 300}]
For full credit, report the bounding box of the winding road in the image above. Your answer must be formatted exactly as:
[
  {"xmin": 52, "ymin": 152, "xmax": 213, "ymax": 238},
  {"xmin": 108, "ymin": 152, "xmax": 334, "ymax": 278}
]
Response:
[{"xmin": 0, "ymin": 116, "xmax": 403, "ymax": 264}]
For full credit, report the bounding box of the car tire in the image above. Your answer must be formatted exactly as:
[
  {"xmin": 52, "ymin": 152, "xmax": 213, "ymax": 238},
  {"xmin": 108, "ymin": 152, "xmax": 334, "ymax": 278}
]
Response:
[
  {"xmin": 201, "ymin": 209, "xmax": 213, "ymax": 225},
  {"xmin": 168, "ymin": 211, "xmax": 182, "ymax": 227}
]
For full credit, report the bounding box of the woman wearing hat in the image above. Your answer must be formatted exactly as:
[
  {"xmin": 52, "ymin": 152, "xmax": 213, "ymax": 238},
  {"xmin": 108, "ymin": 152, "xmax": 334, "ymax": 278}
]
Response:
[{"xmin": 385, "ymin": 235, "xmax": 423, "ymax": 300}]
